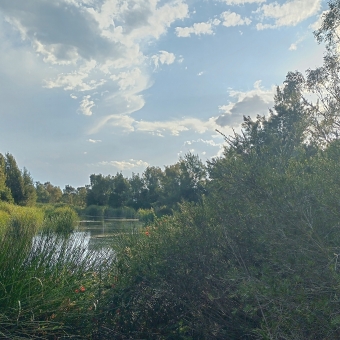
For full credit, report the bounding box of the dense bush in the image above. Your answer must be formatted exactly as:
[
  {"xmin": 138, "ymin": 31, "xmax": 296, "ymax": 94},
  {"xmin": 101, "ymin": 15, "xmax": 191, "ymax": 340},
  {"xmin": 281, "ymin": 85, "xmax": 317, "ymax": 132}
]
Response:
[
  {"xmin": 104, "ymin": 206, "xmax": 137, "ymax": 219},
  {"xmin": 0, "ymin": 202, "xmax": 44, "ymax": 238},
  {"xmin": 83, "ymin": 204, "xmax": 105, "ymax": 219},
  {"xmin": 137, "ymin": 208, "xmax": 156, "ymax": 224},
  {"xmin": 44, "ymin": 206, "xmax": 78, "ymax": 233}
]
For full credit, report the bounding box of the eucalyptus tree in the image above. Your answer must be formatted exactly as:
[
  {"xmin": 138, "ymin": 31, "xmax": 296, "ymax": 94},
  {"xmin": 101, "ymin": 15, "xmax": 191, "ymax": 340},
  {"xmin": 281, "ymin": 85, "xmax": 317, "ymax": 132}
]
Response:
[
  {"xmin": 5, "ymin": 153, "xmax": 25, "ymax": 205},
  {"xmin": 0, "ymin": 153, "xmax": 12, "ymax": 203}
]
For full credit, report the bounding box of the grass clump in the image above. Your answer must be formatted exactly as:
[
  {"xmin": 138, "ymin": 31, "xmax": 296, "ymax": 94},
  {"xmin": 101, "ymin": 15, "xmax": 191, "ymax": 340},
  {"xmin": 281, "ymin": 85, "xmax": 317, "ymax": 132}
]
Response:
[
  {"xmin": 43, "ymin": 206, "xmax": 78, "ymax": 234},
  {"xmin": 0, "ymin": 202, "xmax": 44, "ymax": 238},
  {"xmin": 0, "ymin": 224, "xmax": 115, "ymax": 339}
]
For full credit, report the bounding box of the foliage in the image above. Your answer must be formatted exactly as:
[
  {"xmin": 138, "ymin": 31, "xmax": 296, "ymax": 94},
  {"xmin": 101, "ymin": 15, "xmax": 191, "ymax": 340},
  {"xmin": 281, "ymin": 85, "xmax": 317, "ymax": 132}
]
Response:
[
  {"xmin": 0, "ymin": 225, "xmax": 115, "ymax": 339},
  {"xmin": 0, "ymin": 202, "xmax": 44, "ymax": 238},
  {"xmin": 43, "ymin": 206, "xmax": 79, "ymax": 234},
  {"xmin": 36, "ymin": 181, "xmax": 63, "ymax": 204},
  {"xmin": 104, "ymin": 206, "xmax": 137, "ymax": 219},
  {"xmin": 137, "ymin": 208, "xmax": 156, "ymax": 224}
]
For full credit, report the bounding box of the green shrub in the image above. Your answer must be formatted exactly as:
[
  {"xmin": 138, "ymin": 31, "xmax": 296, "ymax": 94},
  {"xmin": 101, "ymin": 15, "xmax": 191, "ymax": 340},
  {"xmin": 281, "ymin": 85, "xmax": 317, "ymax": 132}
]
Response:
[
  {"xmin": 104, "ymin": 206, "xmax": 136, "ymax": 219},
  {"xmin": 137, "ymin": 208, "xmax": 156, "ymax": 224},
  {"xmin": 84, "ymin": 204, "xmax": 105, "ymax": 219},
  {"xmin": 0, "ymin": 202, "xmax": 44, "ymax": 237},
  {"xmin": 44, "ymin": 206, "xmax": 78, "ymax": 234}
]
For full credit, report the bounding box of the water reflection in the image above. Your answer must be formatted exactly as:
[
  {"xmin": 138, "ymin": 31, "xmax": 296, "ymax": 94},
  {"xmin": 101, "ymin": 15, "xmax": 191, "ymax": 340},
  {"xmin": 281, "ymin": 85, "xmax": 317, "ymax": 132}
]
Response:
[{"xmin": 77, "ymin": 218, "xmax": 141, "ymax": 250}]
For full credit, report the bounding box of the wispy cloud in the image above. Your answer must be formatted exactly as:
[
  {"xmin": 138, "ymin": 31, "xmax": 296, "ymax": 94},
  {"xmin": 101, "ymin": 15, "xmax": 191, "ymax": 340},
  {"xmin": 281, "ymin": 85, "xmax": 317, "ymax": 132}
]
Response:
[
  {"xmin": 88, "ymin": 139, "xmax": 101, "ymax": 143},
  {"xmin": 175, "ymin": 19, "xmax": 220, "ymax": 37},
  {"xmin": 222, "ymin": 0, "xmax": 265, "ymax": 4},
  {"xmin": 220, "ymin": 11, "xmax": 251, "ymax": 27},
  {"xmin": 152, "ymin": 51, "xmax": 176, "ymax": 68},
  {"xmin": 79, "ymin": 95, "xmax": 95, "ymax": 116},
  {"xmin": 256, "ymin": 0, "xmax": 322, "ymax": 29},
  {"xmin": 99, "ymin": 159, "xmax": 149, "ymax": 170}
]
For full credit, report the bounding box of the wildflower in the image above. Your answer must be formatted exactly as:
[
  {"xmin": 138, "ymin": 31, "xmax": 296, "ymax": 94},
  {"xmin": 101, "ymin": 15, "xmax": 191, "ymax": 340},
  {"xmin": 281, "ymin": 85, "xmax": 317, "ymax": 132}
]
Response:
[
  {"xmin": 75, "ymin": 289, "xmax": 79, "ymax": 293},
  {"xmin": 145, "ymin": 231, "xmax": 150, "ymax": 236},
  {"xmin": 80, "ymin": 286, "xmax": 86, "ymax": 292}
]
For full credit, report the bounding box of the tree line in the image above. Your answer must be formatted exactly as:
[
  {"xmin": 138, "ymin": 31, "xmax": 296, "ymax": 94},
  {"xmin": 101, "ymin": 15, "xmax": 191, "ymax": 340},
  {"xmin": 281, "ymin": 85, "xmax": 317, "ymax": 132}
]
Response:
[{"xmin": 0, "ymin": 151, "xmax": 207, "ymax": 214}]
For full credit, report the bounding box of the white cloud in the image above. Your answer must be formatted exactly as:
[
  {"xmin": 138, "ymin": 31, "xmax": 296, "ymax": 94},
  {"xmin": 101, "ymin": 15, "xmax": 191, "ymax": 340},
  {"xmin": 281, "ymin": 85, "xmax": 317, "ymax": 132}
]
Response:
[
  {"xmin": 44, "ymin": 60, "xmax": 107, "ymax": 91},
  {"xmin": 197, "ymin": 71, "xmax": 204, "ymax": 76},
  {"xmin": 256, "ymin": 23, "xmax": 276, "ymax": 30},
  {"xmin": 185, "ymin": 138, "xmax": 222, "ymax": 147},
  {"xmin": 152, "ymin": 51, "xmax": 176, "ymax": 68},
  {"xmin": 222, "ymin": 0, "xmax": 265, "ymax": 4},
  {"xmin": 99, "ymin": 159, "xmax": 149, "ymax": 170},
  {"xmin": 216, "ymin": 81, "xmax": 276, "ymax": 127},
  {"xmin": 258, "ymin": 0, "xmax": 322, "ymax": 28},
  {"xmin": 111, "ymin": 68, "xmax": 144, "ymax": 91},
  {"xmin": 175, "ymin": 19, "xmax": 220, "ymax": 37},
  {"xmin": 79, "ymin": 95, "xmax": 95, "ymax": 116},
  {"xmin": 221, "ymin": 11, "xmax": 251, "ymax": 27},
  {"xmin": 135, "ymin": 117, "xmax": 219, "ymax": 136},
  {"xmin": 88, "ymin": 139, "xmax": 101, "ymax": 143},
  {"xmin": 0, "ymin": 0, "xmax": 189, "ymax": 131},
  {"xmin": 289, "ymin": 35, "xmax": 306, "ymax": 51},
  {"xmin": 289, "ymin": 43, "xmax": 297, "ymax": 51}
]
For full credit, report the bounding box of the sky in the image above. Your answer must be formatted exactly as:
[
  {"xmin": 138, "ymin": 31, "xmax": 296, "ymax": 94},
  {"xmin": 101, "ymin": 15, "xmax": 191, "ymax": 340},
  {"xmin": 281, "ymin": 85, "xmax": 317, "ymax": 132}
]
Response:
[{"xmin": 0, "ymin": 0, "xmax": 329, "ymax": 189}]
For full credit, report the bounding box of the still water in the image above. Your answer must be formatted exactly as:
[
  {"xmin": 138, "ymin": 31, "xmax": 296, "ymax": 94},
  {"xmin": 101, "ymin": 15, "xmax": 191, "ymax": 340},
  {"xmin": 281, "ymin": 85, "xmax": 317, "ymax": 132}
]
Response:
[
  {"xmin": 30, "ymin": 219, "xmax": 141, "ymax": 268},
  {"xmin": 76, "ymin": 218, "xmax": 141, "ymax": 250}
]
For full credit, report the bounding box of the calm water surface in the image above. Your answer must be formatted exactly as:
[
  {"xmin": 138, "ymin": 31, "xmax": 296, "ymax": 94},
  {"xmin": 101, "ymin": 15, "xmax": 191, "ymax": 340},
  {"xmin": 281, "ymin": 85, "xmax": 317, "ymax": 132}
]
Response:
[{"xmin": 77, "ymin": 218, "xmax": 141, "ymax": 250}]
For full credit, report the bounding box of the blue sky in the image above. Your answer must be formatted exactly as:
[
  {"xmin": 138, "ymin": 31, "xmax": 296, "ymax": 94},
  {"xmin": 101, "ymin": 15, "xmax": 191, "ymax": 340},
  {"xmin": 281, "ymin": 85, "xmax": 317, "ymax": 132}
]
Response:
[{"xmin": 0, "ymin": 0, "xmax": 328, "ymax": 188}]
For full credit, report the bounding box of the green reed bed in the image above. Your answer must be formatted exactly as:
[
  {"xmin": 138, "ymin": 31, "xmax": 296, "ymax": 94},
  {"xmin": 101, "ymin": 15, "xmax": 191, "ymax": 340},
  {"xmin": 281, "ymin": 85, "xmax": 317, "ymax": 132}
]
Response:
[{"xmin": 0, "ymin": 213, "xmax": 116, "ymax": 339}]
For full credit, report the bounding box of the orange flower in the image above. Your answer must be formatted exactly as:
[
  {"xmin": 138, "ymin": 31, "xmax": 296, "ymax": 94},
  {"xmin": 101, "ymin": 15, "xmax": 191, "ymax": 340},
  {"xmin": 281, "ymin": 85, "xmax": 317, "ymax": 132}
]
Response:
[
  {"xmin": 145, "ymin": 231, "xmax": 150, "ymax": 236},
  {"xmin": 75, "ymin": 289, "xmax": 79, "ymax": 293},
  {"xmin": 80, "ymin": 286, "xmax": 86, "ymax": 292}
]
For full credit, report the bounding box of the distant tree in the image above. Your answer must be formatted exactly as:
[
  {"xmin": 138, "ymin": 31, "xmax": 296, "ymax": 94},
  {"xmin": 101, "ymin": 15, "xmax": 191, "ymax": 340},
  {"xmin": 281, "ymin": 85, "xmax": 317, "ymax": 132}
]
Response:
[
  {"xmin": 74, "ymin": 186, "xmax": 88, "ymax": 207},
  {"xmin": 5, "ymin": 153, "xmax": 25, "ymax": 205},
  {"xmin": 45, "ymin": 182, "xmax": 62, "ymax": 203},
  {"xmin": 108, "ymin": 173, "xmax": 130, "ymax": 208},
  {"xmin": 86, "ymin": 174, "xmax": 113, "ymax": 206},
  {"xmin": 62, "ymin": 185, "xmax": 77, "ymax": 205},
  {"xmin": 128, "ymin": 173, "xmax": 148, "ymax": 209},
  {"xmin": 22, "ymin": 167, "xmax": 37, "ymax": 206},
  {"xmin": 178, "ymin": 153, "xmax": 207, "ymax": 202},
  {"xmin": 36, "ymin": 181, "xmax": 62, "ymax": 204},
  {"xmin": 0, "ymin": 153, "xmax": 13, "ymax": 203},
  {"xmin": 143, "ymin": 166, "xmax": 164, "ymax": 208}
]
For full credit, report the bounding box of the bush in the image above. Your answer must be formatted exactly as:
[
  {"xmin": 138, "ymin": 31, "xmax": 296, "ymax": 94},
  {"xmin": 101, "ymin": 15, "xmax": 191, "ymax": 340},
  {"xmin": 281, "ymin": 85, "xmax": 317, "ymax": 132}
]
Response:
[
  {"xmin": 137, "ymin": 208, "xmax": 156, "ymax": 224},
  {"xmin": 104, "ymin": 206, "xmax": 137, "ymax": 219},
  {"xmin": 83, "ymin": 204, "xmax": 105, "ymax": 219},
  {"xmin": 0, "ymin": 202, "xmax": 44, "ymax": 238},
  {"xmin": 44, "ymin": 206, "xmax": 78, "ymax": 234}
]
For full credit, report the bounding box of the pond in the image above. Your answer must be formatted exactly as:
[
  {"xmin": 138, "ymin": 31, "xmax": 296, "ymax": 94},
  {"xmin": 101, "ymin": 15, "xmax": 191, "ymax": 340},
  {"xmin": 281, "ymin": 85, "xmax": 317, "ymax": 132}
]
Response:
[
  {"xmin": 29, "ymin": 219, "xmax": 142, "ymax": 269},
  {"xmin": 76, "ymin": 218, "xmax": 142, "ymax": 250}
]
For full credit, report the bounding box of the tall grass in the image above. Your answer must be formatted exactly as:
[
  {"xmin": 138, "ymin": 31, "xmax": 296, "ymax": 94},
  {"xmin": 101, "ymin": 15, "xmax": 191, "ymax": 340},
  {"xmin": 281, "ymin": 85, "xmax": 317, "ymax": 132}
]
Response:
[
  {"xmin": 43, "ymin": 206, "xmax": 78, "ymax": 233},
  {"xmin": 0, "ymin": 204, "xmax": 116, "ymax": 339},
  {"xmin": 0, "ymin": 202, "xmax": 44, "ymax": 238}
]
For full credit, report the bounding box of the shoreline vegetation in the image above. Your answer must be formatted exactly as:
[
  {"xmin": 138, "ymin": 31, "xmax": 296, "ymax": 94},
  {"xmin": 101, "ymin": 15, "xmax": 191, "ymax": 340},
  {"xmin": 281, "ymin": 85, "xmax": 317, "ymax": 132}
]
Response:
[{"xmin": 3, "ymin": 3, "xmax": 340, "ymax": 338}]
